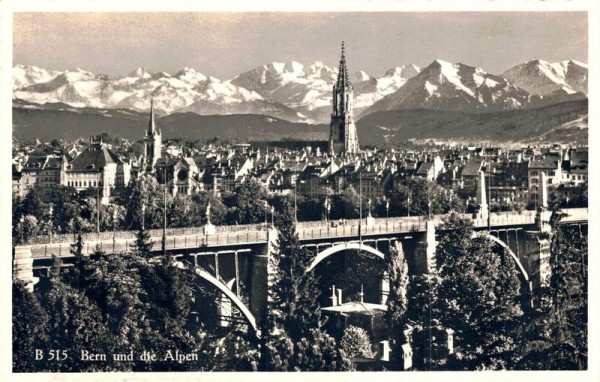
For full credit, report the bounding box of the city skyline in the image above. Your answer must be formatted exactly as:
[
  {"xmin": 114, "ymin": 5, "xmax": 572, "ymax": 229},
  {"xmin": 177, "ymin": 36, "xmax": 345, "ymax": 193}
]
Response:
[{"xmin": 13, "ymin": 12, "xmax": 588, "ymax": 79}]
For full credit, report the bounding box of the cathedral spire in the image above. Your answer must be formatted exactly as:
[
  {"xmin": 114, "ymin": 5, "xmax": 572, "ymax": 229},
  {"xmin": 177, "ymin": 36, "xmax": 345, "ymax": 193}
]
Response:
[
  {"xmin": 329, "ymin": 41, "xmax": 359, "ymax": 156},
  {"xmin": 337, "ymin": 41, "xmax": 350, "ymax": 89},
  {"xmin": 148, "ymin": 98, "xmax": 156, "ymax": 135}
]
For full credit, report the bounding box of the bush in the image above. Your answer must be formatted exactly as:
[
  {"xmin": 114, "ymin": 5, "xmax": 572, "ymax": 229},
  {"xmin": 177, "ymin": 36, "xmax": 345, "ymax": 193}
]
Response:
[{"xmin": 340, "ymin": 325, "xmax": 375, "ymax": 359}]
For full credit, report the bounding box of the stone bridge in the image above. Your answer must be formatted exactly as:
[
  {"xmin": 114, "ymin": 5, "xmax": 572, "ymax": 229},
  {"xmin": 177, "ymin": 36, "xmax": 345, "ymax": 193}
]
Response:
[{"xmin": 13, "ymin": 208, "xmax": 588, "ymax": 333}]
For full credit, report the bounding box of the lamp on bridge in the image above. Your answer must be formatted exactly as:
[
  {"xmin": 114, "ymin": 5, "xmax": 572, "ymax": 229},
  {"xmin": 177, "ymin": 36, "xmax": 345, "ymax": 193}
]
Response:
[
  {"xmin": 48, "ymin": 204, "xmax": 54, "ymax": 244},
  {"xmin": 112, "ymin": 208, "xmax": 118, "ymax": 250},
  {"xmin": 19, "ymin": 215, "xmax": 24, "ymax": 244}
]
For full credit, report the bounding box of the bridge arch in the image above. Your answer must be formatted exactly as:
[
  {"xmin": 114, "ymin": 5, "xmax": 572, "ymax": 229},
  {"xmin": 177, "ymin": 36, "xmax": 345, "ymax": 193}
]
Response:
[
  {"xmin": 472, "ymin": 232, "xmax": 530, "ymax": 284},
  {"xmin": 305, "ymin": 242, "xmax": 387, "ymax": 273},
  {"xmin": 174, "ymin": 262, "xmax": 257, "ymax": 333}
]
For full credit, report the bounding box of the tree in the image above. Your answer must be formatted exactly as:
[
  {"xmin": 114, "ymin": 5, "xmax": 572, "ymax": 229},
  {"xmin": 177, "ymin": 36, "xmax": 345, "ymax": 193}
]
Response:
[
  {"xmin": 83, "ymin": 253, "xmax": 152, "ymax": 370},
  {"xmin": 134, "ymin": 226, "xmax": 154, "ymax": 259},
  {"xmin": 271, "ymin": 196, "xmax": 321, "ymax": 339},
  {"xmin": 295, "ymin": 194, "xmax": 323, "ymax": 221},
  {"xmin": 436, "ymin": 214, "xmax": 523, "ymax": 369},
  {"xmin": 19, "ymin": 187, "xmax": 44, "ymax": 219},
  {"xmin": 262, "ymin": 327, "xmax": 295, "ymax": 371},
  {"xmin": 340, "ymin": 325, "xmax": 375, "ymax": 359},
  {"xmin": 390, "ymin": 178, "xmax": 464, "ymax": 216},
  {"xmin": 46, "ymin": 185, "xmax": 81, "ymax": 233},
  {"xmin": 66, "ymin": 234, "xmax": 93, "ymax": 291},
  {"xmin": 293, "ymin": 329, "xmax": 353, "ymax": 371},
  {"xmin": 139, "ymin": 254, "xmax": 193, "ymax": 332},
  {"xmin": 259, "ymin": 208, "xmax": 290, "ymax": 371},
  {"xmin": 386, "ymin": 241, "xmax": 409, "ymax": 326},
  {"xmin": 517, "ymin": 225, "xmax": 587, "ymax": 370},
  {"xmin": 167, "ymin": 194, "xmax": 193, "ymax": 228},
  {"xmin": 123, "ymin": 174, "xmax": 163, "ymax": 230},
  {"xmin": 13, "ymin": 281, "xmax": 47, "ymax": 372},
  {"xmin": 223, "ymin": 179, "xmax": 268, "ymax": 225},
  {"xmin": 35, "ymin": 261, "xmax": 111, "ymax": 372},
  {"xmin": 331, "ymin": 186, "xmax": 360, "ymax": 219},
  {"xmin": 385, "ymin": 241, "xmax": 410, "ymax": 367}
]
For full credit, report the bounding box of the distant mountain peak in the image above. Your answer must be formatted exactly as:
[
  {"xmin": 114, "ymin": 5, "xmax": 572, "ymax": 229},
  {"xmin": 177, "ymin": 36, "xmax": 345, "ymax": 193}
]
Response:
[
  {"xmin": 129, "ymin": 66, "xmax": 152, "ymax": 79},
  {"xmin": 502, "ymin": 59, "xmax": 588, "ymax": 96}
]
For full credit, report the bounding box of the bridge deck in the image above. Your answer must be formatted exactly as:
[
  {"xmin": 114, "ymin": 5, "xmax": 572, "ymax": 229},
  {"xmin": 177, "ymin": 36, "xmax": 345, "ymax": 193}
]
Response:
[{"xmin": 18, "ymin": 209, "xmax": 587, "ymax": 259}]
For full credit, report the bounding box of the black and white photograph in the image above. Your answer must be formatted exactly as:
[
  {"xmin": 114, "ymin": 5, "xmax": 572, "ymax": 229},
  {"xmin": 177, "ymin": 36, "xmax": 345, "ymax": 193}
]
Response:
[{"xmin": 5, "ymin": 1, "xmax": 597, "ymax": 377}]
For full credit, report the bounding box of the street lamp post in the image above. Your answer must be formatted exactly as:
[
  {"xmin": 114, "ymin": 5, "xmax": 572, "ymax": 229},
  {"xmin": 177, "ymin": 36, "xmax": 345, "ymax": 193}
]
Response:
[
  {"xmin": 19, "ymin": 215, "xmax": 24, "ymax": 243},
  {"xmin": 112, "ymin": 208, "xmax": 117, "ymax": 251},
  {"xmin": 407, "ymin": 195, "xmax": 411, "ymax": 217},
  {"xmin": 294, "ymin": 176, "xmax": 298, "ymax": 223},
  {"xmin": 96, "ymin": 186, "xmax": 100, "ymax": 239},
  {"xmin": 48, "ymin": 204, "xmax": 53, "ymax": 244},
  {"xmin": 359, "ymin": 171, "xmax": 363, "ymax": 241},
  {"xmin": 324, "ymin": 197, "xmax": 331, "ymax": 224}
]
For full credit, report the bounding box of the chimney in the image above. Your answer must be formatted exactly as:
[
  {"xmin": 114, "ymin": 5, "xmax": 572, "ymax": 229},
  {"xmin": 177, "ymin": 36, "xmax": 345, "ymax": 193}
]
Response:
[
  {"xmin": 445, "ymin": 329, "xmax": 455, "ymax": 355},
  {"xmin": 330, "ymin": 285, "xmax": 338, "ymax": 306},
  {"xmin": 378, "ymin": 340, "xmax": 391, "ymax": 362},
  {"xmin": 359, "ymin": 283, "xmax": 364, "ymax": 303}
]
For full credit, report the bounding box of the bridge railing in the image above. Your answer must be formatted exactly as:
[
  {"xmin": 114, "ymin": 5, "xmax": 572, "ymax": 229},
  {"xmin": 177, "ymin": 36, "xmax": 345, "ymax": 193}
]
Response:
[
  {"xmin": 20, "ymin": 209, "xmax": 583, "ymax": 254},
  {"xmin": 298, "ymin": 219, "xmax": 427, "ymax": 240},
  {"xmin": 558, "ymin": 208, "xmax": 588, "ymax": 223},
  {"xmin": 472, "ymin": 211, "xmax": 536, "ymax": 228},
  {"xmin": 28, "ymin": 229, "xmax": 269, "ymax": 259},
  {"xmin": 21, "ymin": 223, "xmax": 269, "ymax": 246}
]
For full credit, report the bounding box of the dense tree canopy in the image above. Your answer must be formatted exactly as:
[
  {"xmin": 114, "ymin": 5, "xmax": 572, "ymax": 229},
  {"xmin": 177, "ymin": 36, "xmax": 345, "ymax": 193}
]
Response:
[
  {"xmin": 436, "ymin": 214, "xmax": 523, "ymax": 370},
  {"xmin": 390, "ymin": 178, "xmax": 464, "ymax": 217},
  {"xmin": 223, "ymin": 179, "xmax": 269, "ymax": 225}
]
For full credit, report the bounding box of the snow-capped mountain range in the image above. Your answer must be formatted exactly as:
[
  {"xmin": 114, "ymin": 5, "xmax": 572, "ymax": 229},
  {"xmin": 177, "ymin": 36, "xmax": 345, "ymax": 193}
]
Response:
[
  {"xmin": 13, "ymin": 58, "xmax": 587, "ymax": 123},
  {"xmin": 501, "ymin": 59, "xmax": 588, "ymax": 97},
  {"xmin": 13, "ymin": 65, "xmax": 308, "ymax": 123},
  {"xmin": 229, "ymin": 61, "xmax": 421, "ymax": 121}
]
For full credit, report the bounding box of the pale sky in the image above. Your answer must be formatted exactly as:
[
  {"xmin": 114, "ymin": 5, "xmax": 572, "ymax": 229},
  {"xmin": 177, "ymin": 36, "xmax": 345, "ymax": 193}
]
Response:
[{"xmin": 13, "ymin": 12, "xmax": 588, "ymax": 79}]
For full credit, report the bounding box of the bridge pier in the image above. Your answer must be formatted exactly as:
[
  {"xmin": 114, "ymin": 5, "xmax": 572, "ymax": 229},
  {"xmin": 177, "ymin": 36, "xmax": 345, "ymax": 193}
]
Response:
[
  {"xmin": 13, "ymin": 246, "xmax": 37, "ymax": 291},
  {"xmin": 523, "ymin": 209, "xmax": 553, "ymax": 291},
  {"xmin": 248, "ymin": 229, "xmax": 277, "ymax": 326},
  {"xmin": 412, "ymin": 220, "xmax": 436, "ymax": 274}
]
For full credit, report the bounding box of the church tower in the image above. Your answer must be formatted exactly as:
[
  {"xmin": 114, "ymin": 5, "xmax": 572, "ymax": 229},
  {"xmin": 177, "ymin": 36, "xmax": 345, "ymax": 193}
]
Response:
[
  {"xmin": 144, "ymin": 99, "xmax": 162, "ymax": 172},
  {"xmin": 329, "ymin": 41, "xmax": 360, "ymax": 156}
]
